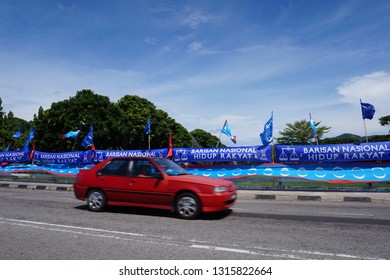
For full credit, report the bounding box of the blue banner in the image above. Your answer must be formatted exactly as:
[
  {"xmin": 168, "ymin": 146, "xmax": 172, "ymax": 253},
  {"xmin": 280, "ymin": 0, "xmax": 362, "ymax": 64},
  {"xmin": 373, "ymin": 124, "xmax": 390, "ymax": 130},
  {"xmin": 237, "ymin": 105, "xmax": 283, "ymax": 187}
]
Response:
[
  {"xmin": 185, "ymin": 163, "xmax": 390, "ymax": 181},
  {"xmin": 33, "ymin": 151, "xmax": 86, "ymax": 164},
  {"xmin": 0, "ymin": 151, "xmax": 27, "ymax": 163},
  {"xmin": 2, "ymin": 141, "xmax": 390, "ymax": 165},
  {"xmin": 275, "ymin": 142, "xmax": 390, "ymax": 163},
  {"xmin": 93, "ymin": 148, "xmax": 168, "ymax": 163},
  {"xmin": 2, "ymin": 162, "xmax": 389, "ymax": 182},
  {"xmin": 172, "ymin": 145, "xmax": 272, "ymax": 163}
]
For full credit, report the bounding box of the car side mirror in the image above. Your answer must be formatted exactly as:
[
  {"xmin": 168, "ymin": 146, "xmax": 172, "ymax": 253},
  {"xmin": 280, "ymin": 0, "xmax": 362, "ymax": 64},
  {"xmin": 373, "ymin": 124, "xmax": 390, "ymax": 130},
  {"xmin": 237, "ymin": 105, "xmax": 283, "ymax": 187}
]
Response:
[{"xmin": 154, "ymin": 172, "xmax": 164, "ymax": 180}]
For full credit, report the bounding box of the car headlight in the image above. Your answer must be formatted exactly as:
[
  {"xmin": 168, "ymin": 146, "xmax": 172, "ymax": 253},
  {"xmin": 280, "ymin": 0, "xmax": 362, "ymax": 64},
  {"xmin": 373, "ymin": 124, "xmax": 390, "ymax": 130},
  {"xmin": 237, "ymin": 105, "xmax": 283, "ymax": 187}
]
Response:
[{"xmin": 214, "ymin": 186, "xmax": 228, "ymax": 193}]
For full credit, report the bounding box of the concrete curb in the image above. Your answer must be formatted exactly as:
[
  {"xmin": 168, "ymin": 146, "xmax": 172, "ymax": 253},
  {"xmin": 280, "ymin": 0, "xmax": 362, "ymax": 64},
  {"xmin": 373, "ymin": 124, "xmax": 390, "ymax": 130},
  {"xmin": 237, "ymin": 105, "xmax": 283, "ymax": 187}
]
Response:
[
  {"xmin": 2, "ymin": 181, "xmax": 390, "ymax": 204},
  {"xmin": 0, "ymin": 181, "xmax": 73, "ymax": 192},
  {"xmin": 238, "ymin": 190, "xmax": 390, "ymax": 204}
]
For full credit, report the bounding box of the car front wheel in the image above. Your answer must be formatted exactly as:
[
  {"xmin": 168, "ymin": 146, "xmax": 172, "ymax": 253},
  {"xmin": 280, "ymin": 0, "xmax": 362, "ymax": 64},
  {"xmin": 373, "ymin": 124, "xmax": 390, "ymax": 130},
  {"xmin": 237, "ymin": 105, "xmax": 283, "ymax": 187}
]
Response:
[
  {"xmin": 87, "ymin": 190, "xmax": 106, "ymax": 212},
  {"xmin": 175, "ymin": 192, "xmax": 200, "ymax": 219}
]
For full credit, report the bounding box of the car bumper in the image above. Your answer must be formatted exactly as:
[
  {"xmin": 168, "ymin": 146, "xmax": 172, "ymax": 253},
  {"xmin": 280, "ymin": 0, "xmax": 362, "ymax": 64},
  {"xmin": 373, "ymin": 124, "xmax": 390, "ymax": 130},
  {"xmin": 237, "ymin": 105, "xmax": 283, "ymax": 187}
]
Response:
[
  {"xmin": 199, "ymin": 191, "xmax": 237, "ymax": 212},
  {"xmin": 73, "ymin": 184, "xmax": 88, "ymax": 201}
]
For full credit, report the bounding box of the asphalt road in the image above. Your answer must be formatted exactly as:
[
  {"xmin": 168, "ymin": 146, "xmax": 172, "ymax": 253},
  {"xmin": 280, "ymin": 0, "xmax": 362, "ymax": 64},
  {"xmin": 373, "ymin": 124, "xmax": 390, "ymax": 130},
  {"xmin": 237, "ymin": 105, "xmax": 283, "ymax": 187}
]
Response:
[{"xmin": 1, "ymin": 188, "xmax": 390, "ymax": 260}]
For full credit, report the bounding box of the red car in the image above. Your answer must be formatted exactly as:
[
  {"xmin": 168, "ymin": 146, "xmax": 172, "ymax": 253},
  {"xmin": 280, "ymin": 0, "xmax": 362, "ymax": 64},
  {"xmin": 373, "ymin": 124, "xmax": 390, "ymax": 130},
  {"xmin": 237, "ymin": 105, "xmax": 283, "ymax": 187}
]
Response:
[{"xmin": 73, "ymin": 157, "xmax": 237, "ymax": 219}]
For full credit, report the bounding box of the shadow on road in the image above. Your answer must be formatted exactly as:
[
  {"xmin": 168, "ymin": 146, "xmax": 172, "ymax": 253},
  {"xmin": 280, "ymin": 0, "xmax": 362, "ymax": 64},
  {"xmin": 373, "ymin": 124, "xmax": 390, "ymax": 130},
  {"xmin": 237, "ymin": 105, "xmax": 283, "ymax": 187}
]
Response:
[{"xmin": 74, "ymin": 204, "xmax": 233, "ymax": 220}]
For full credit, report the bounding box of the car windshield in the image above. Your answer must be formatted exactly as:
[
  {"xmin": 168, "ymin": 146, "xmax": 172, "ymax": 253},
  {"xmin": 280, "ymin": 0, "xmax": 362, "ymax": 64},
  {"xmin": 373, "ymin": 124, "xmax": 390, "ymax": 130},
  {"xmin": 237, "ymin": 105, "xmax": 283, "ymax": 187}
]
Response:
[{"xmin": 152, "ymin": 158, "xmax": 189, "ymax": 176}]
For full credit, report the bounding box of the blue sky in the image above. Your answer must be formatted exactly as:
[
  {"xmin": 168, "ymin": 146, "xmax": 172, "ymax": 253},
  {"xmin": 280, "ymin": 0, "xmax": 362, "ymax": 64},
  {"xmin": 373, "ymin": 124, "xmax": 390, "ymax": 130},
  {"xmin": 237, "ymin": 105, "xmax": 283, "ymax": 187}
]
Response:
[{"xmin": 1, "ymin": 0, "xmax": 390, "ymax": 146}]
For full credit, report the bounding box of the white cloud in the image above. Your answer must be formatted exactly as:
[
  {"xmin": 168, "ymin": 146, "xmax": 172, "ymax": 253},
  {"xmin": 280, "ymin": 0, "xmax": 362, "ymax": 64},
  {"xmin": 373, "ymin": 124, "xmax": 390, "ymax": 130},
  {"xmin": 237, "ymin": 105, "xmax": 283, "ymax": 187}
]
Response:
[
  {"xmin": 337, "ymin": 71, "xmax": 390, "ymax": 111},
  {"xmin": 144, "ymin": 37, "xmax": 157, "ymax": 45},
  {"xmin": 188, "ymin": 41, "xmax": 203, "ymax": 52},
  {"xmin": 328, "ymin": 71, "xmax": 390, "ymax": 137},
  {"xmin": 182, "ymin": 9, "xmax": 221, "ymax": 29}
]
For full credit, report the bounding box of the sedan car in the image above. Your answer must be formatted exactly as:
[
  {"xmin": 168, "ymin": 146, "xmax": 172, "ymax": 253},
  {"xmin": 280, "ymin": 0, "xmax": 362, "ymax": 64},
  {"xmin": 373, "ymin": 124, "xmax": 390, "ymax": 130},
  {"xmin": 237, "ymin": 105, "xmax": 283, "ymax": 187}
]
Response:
[{"xmin": 73, "ymin": 157, "xmax": 237, "ymax": 219}]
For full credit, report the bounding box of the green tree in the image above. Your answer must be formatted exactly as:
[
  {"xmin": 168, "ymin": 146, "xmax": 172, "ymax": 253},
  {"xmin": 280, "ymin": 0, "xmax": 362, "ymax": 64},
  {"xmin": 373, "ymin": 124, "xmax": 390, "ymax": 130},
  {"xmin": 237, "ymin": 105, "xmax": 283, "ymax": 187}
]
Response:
[
  {"xmin": 0, "ymin": 105, "xmax": 31, "ymax": 151},
  {"xmin": 33, "ymin": 89, "xmax": 126, "ymax": 151},
  {"xmin": 379, "ymin": 115, "xmax": 390, "ymax": 133},
  {"xmin": 116, "ymin": 95, "xmax": 157, "ymax": 149},
  {"xmin": 116, "ymin": 95, "xmax": 191, "ymax": 149},
  {"xmin": 189, "ymin": 129, "xmax": 224, "ymax": 148},
  {"xmin": 275, "ymin": 119, "xmax": 331, "ymax": 145},
  {"xmin": 153, "ymin": 109, "xmax": 191, "ymax": 149}
]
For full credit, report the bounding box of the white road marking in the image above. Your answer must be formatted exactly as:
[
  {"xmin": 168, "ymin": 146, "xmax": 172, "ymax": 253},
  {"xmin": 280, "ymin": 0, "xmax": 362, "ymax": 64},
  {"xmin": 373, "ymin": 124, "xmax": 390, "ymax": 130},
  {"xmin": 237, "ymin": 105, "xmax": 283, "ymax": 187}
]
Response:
[
  {"xmin": 0, "ymin": 217, "xmax": 380, "ymax": 260},
  {"xmin": 323, "ymin": 212, "xmax": 375, "ymax": 217},
  {"xmin": 231, "ymin": 207, "xmax": 248, "ymax": 211},
  {"xmin": 0, "ymin": 217, "xmax": 144, "ymax": 237}
]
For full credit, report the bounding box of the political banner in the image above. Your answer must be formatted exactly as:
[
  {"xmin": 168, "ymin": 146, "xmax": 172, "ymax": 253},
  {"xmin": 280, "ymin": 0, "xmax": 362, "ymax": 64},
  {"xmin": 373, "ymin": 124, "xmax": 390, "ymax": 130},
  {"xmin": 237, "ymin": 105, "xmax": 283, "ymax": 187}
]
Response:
[
  {"xmin": 33, "ymin": 151, "xmax": 86, "ymax": 164},
  {"xmin": 93, "ymin": 148, "xmax": 168, "ymax": 163},
  {"xmin": 0, "ymin": 151, "xmax": 27, "ymax": 163},
  {"xmin": 172, "ymin": 145, "xmax": 272, "ymax": 163},
  {"xmin": 185, "ymin": 163, "xmax": 390, "ymax": 181},
  {"xmin": 275, "ymin": 142, "xmax": 390, "ymax": 163}
]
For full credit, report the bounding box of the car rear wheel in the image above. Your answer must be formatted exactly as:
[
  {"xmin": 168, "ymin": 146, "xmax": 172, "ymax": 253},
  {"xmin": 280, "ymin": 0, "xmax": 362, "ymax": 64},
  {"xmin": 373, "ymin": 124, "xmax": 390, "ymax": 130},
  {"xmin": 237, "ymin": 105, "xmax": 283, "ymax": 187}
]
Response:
[
  {"xmin": 175, "ymin": 192, "xmax": 200, "ymax": 219},
  {"xmin": 87, "ymin": 190, "xmax": 106, "ymax": 212}
]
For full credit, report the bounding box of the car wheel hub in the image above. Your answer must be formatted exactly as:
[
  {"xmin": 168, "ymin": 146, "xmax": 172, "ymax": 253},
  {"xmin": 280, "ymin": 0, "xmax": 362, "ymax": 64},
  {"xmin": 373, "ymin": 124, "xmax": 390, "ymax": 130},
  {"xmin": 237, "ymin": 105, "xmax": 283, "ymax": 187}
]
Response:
[
  {"xmin": 178, "ymin": 197, "xmax": 197, "ymax": 217},
  {"xmin": 89, "ymin": 192, "xmax": 103, "ymax": 209}
]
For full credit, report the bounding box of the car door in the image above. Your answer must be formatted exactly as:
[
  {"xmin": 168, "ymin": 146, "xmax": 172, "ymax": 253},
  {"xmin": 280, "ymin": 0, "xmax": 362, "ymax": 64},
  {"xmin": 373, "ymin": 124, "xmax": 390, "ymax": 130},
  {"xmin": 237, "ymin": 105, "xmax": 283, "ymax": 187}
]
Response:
[
  {"xmin": 95, "ymin": 158, "xmax": 134, "ymax": 203},
  {"xmin": 127, "ymin": 158, "xmax": 171, "ymax": 206}
]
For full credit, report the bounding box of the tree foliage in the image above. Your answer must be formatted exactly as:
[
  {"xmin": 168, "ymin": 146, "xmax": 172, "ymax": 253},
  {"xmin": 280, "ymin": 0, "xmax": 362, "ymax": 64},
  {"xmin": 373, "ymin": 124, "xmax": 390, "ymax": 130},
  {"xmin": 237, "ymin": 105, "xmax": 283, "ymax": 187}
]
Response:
[
  {"xmin": 116, "ymin": 95, "xmax": 191, "ymax": 149},
  {"xmin": 189, "ymin": 129, "xmax": 224, "ymax": 148},
  {"xmin": 275, "ymin": 119, "xmax": 331, "ymax": 145},
  {"xmin": 0, "ymin": 98, "xmax": 31, "ymax": 150},
  {"xmin": 29, "ymin": 90, "xmax": 193, "ymax": 152},
  {"xmin": 0, "ymin": 91, "xmax": 194, "ymax": 152},
  {"xmin": 32, "ymin": 90, "xmax": 126, "ymax": 151},
  {"xmin": 379, "ymin": 115, "xmax": 390, "ymax": 133}
]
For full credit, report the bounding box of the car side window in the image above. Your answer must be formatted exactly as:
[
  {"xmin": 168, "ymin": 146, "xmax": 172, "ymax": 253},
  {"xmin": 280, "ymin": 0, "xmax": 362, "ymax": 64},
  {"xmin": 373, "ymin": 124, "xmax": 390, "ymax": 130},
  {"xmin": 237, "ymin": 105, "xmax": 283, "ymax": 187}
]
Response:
[
  {"xmin": 131, "ymin": 159, "xmax": 157, "ymax": 178},
  {"xmin": 98, "ymin": 159, "xmax": 130, "ymax": 176}
]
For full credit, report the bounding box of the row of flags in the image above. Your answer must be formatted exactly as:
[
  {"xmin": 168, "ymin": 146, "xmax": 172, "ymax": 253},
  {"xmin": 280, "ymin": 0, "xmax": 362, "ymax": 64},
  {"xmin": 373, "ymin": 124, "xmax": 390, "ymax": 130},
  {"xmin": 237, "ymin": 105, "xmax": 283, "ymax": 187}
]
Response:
[
  {"xmin": 223, "ymin": 99, "xmax": 376, "ymax": 146},
  {"xmin": 307, "ymin": 100, "xmax": 376, "ymax": 144},
  {"xmin": 61, "ymin": 125, "xmax": 94, "ymax": 149},
  {"xmin": 65, "ymin": 98, "xmax": 377, "ymax": 149},
  {"xmin": 7, "ymin": 99, "xmax": 377, "ymax": 152},
  {"xmin": 9, "ymin": 125, "xmax": 94, "ymax": 154},
  {"xmin": 7, "ymin": 127, "xmax": 35, "ymax": 156}
]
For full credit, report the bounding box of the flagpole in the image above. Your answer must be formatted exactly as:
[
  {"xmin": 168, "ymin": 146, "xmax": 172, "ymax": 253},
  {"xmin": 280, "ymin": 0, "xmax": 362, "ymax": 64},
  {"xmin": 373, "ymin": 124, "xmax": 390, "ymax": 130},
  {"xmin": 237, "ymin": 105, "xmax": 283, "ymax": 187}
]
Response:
[
  {"xmin": 148, "ymin": 134, "xmax": 151, "ymax": 150},
  {"xmin": 216, "ymin": 120, "xmax": 227, "ymax": 148},
  {"xmin": 215, "ymin": 131, "xmax": 222, "ymax": 148},
  {"xmin": 309, "ymin": 112, "xmax": 319, "ymax": 145},
  {"xmin": 72, "ymin": 133, "xmax": 79, "ymax": 151},
  {"xmin": 363, "ymin": 118, "xmax": 369, "ymax": 143}
]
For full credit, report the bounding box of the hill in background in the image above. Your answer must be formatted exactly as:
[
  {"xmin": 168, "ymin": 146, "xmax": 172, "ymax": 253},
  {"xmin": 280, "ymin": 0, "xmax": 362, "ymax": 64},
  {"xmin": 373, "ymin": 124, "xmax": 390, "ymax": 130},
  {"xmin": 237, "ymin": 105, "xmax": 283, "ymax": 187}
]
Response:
[{"xmin": 323, "ymin": 133, "xmax": 390, "ymax": 144}]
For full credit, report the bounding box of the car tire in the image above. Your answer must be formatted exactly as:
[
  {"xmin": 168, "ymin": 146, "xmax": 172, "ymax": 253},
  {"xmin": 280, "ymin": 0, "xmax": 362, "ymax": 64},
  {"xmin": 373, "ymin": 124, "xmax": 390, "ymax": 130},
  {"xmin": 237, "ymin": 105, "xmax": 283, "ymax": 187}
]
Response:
[
  {"xmin": 175, "ymin": 192, "xmax": 201, "ymax": 219},
  {"xmin": 87, "ymin": 190, "xmax": 106, "ymax": 212}
]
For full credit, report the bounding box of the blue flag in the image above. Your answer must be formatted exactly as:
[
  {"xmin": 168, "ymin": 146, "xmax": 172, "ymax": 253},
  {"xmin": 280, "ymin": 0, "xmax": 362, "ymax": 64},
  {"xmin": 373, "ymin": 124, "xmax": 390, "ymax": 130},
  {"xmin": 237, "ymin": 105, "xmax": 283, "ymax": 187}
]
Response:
[
  {"xmin": 260, "ymin": 112, "xmax": 273, "ymax": 146},
  {"xmin": 23, "ymin": 128, "xmax": 35, "ymax": 152},
  {"xmin": 309, "ymin": 113, "xmax": 318, "ymax": 139},
  {"xmin": 360, "ymin": 100, "xmax": 375, "ymax": 120},
  {"xmin": 81, "ymin": 125, "xmax": 94, "ymax": 147},
  {"xmin": 221, "ymin": 120, "xmax": 237, "ymax": 144},
  {"xmin": 12, "ymin": 126, "xmax": 21, "ymax": 138},
  {"xmin": 144, "ymin": 116, "xmax": 151, "ymax": 135},
  {"xmin": 62, "ymin": 130, "xmax": 80, "ymax": 139}
]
